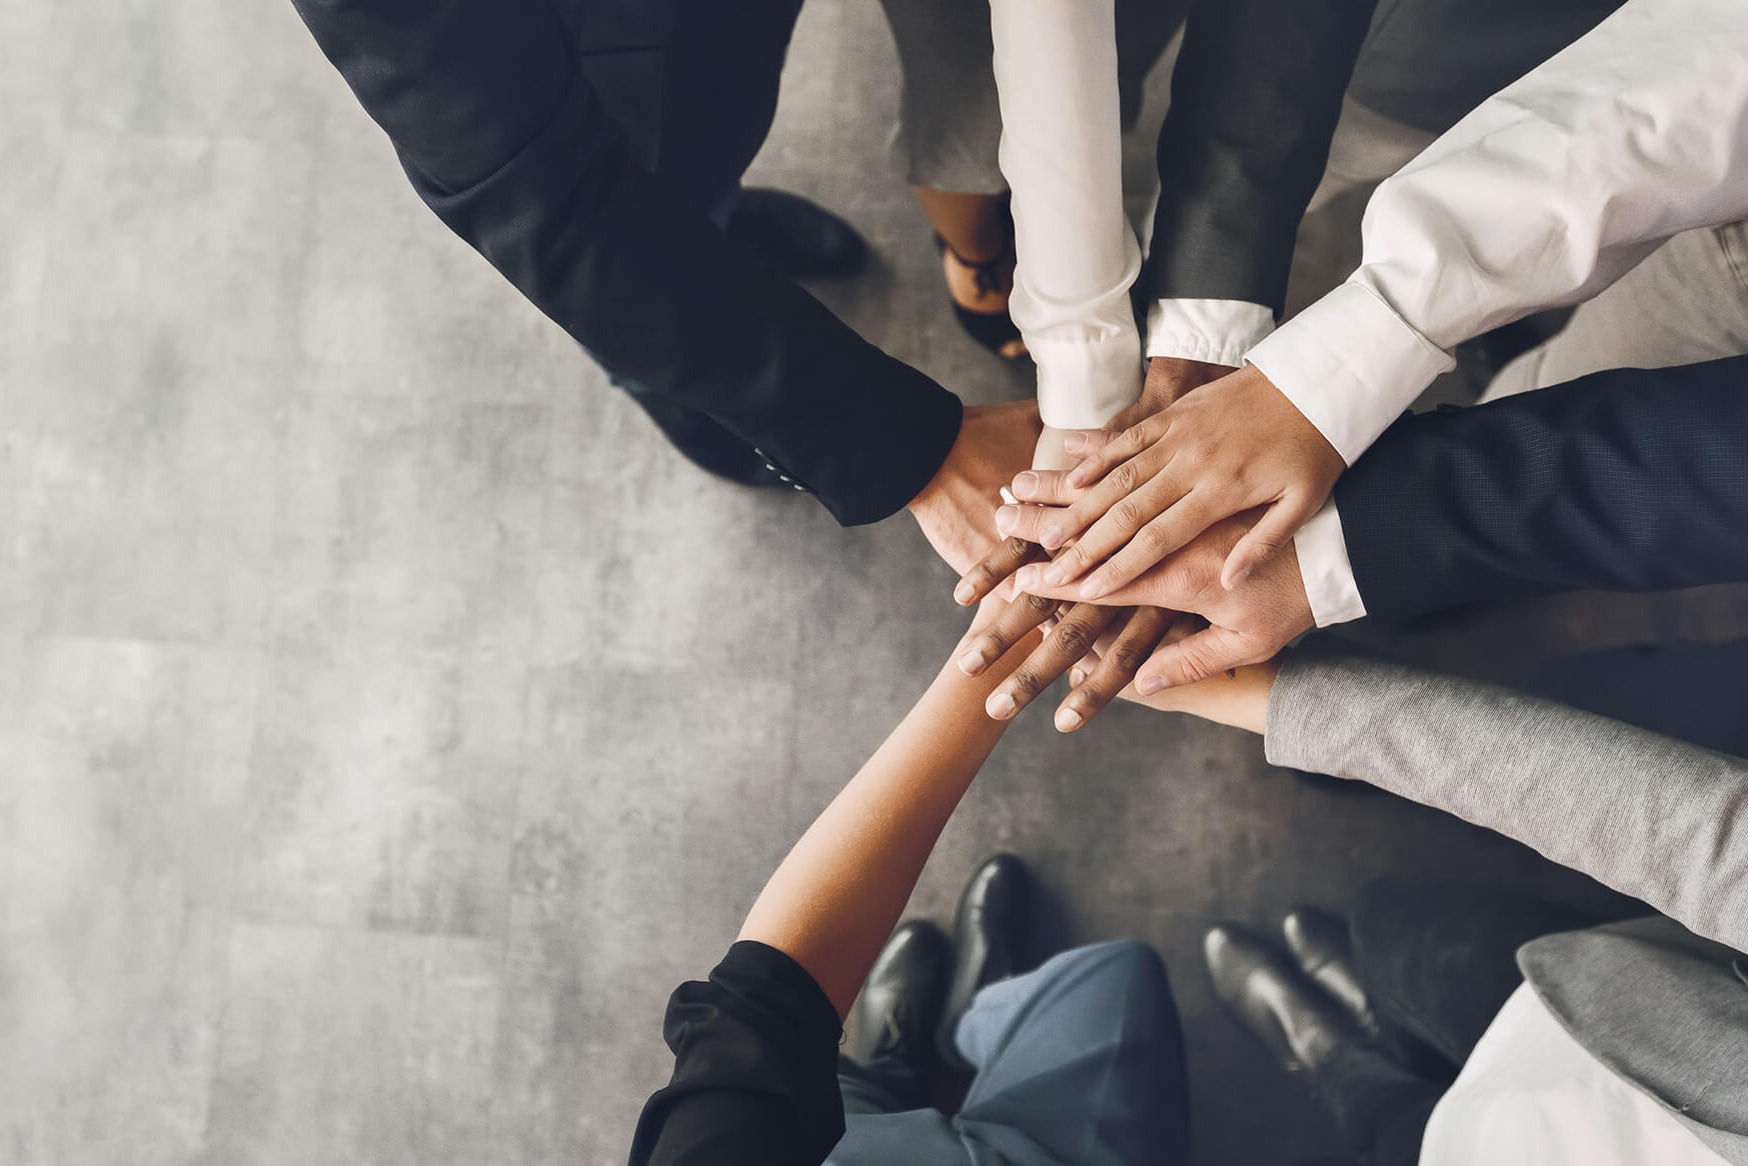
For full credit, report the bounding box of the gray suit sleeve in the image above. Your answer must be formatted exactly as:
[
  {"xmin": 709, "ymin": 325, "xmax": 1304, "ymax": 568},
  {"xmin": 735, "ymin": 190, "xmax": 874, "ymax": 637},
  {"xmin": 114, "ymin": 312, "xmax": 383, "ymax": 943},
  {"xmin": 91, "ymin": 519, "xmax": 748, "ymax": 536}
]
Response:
[{"xmin": 1264, "ymin": 650, "xmax": 1748, "ymax": 952}]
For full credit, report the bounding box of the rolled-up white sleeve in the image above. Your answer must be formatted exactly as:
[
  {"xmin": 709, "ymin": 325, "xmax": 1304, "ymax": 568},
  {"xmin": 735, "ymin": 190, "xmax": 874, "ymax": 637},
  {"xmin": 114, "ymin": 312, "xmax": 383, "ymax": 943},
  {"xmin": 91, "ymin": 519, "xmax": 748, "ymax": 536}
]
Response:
[
  {"xmin": 990, "ymin": 0, "xmax": 1143, "ymax": 430},
  {"xmin": 1292, "ymin": 499, "xmax": 1366, "ymax": 627},
  {"xmin": 1144, "ymin": 298, "xmax": 1276, "ymax": 368},
  {"xmin": 1249, "ymin": 0, "xmax": 1748, "ymax": 465}
]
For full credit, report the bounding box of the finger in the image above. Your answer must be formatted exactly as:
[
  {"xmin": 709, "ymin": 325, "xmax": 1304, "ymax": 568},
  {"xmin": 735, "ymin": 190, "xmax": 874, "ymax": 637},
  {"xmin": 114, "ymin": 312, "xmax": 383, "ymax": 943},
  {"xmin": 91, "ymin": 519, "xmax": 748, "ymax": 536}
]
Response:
[
  {"xmin": 1009, "ymin": 469, "xmax": 1089, "ymax": 507},
  {"xmin": 1078, "ymin": 488, "xmax": 1227, "ymax": 599},
  {"xmin": 1220, "ymin": 494, "xmax": 1318, "ymax": 590},
  {"xmin": 1011, "ymin": 559, "xmax": 1159, "ymax": 608},
  {"xmin": 1053, "ymin": 607, "xmax": 1173, "ymax": 731},
  {"xmin": 992, "ymin": 501, "xmax": 1074, "ymax": 549},
  {"xmin": 986, "ymin": 602, "xmax": 1116, "ymax": 720},
  {"xmin": 1066, "ymin": 413, "xmax": 1169, "ymax": 489},
  {"xmin": 1044, "ymin": 473, "xmax": 1187, "ymax": 593},
  {"xmin": 955, "ymin": 536, "xmax": 1044, "ymax": 606},
  {"xmin": 957, "ymin": 590, "xmax": 1061, "ymax": 677},
  {"xmin": 1135, "ymin": 623, "xmax": 1257, "ymax": 693}
]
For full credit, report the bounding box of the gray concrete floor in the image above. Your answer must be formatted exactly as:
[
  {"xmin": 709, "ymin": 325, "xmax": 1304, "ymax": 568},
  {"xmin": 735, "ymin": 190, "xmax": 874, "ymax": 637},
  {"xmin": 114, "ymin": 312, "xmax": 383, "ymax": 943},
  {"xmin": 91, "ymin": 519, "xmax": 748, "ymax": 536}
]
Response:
[{"xmin": 6, "ymin": 2, "xmax": 1748, "ymax": 1165}]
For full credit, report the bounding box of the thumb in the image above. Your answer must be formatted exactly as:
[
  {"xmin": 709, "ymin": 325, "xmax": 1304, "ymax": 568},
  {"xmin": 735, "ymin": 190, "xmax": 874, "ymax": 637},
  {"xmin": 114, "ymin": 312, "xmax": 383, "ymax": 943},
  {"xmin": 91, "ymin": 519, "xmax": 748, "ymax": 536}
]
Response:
[
  {"xmin": 1219, "ymin": 497, "xmax": 1314, "ymax": 591},
  {"xmin": 1137, "ymin": 624, "xmax": 1250, "ymax": 692},
  {"xmin": 1062, "ymin": 427, "xmax": 1119, "ymax": 459}
]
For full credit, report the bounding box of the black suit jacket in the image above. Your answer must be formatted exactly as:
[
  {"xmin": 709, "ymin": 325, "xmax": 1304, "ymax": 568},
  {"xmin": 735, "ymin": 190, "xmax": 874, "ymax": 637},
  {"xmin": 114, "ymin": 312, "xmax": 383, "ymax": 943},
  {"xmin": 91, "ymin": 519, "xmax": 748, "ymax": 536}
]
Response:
[
  {"xmin": 289, "ymin": 0, "xmax": 961, "ymax": 527},
  {"xmin": 1140, "ymin": 0, "xmax": 1378, "ymax": 316},
  {"xmin": 1338, "ymin": 358, "xmax": 1748, "ymax": 624}
]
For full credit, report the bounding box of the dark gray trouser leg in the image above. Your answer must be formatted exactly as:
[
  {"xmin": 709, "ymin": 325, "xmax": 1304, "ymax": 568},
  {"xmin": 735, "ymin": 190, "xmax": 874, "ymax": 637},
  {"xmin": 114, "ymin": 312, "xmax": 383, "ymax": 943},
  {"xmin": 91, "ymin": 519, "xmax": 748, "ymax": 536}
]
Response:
[{"xmin": 829, "ymin": 940, "xmax": 1189, "ymax": 1166}]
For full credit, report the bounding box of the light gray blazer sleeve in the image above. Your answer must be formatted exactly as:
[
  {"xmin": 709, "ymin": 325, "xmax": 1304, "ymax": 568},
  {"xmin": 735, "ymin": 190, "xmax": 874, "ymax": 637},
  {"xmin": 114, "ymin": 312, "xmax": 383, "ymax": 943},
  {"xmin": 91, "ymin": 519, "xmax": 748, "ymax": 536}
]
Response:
[{"xmin": 1264, "ymin": 650, "xmax": 1748, "ymax": 952}]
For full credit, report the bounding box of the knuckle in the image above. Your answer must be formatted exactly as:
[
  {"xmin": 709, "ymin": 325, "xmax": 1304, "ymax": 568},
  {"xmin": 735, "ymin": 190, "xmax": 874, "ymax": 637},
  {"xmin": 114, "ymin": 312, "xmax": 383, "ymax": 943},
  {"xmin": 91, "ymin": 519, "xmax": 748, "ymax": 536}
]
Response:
[
  {"xmin": 1008, "ymin": 666, "xmax": 1044, "ymax": 698},
  {"xmin": 1021, "ymin": 591, "xmax": 1057, "ymax": 619},
  {"xmin": 1135, "ymin": 521, "xmax": 1172, "ymax": 554},
  {"xmin": 1049, "ymin": 619, "xmax": 1095, "ymax": 659},
  {"xmin": 1111, "ymin": 497, "xmax": 1149, "ymax": 531},
  {"xmin": 1107, "ymin": 462, "xmax": 1140, "ymax": 496},
  {"xmin": 1106, "ymin": 643, "xmax": 1149, "ymax": 678}
]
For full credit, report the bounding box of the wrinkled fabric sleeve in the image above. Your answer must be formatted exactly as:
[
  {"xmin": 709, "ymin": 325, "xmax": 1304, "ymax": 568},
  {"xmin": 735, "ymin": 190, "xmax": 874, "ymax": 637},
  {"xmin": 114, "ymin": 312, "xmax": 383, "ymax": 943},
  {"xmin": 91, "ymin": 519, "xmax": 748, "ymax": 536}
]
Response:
[
  {"xmin": 288, "ymin": 0, "xmax": 962, "ymax": 526},
  {"xmin": 630, "ymin": 941, "xmax": 846, "ymax": 1166},
  {"xmin": 1266, "ymin": 649, "xmax": 1748, "ymax": 952}
]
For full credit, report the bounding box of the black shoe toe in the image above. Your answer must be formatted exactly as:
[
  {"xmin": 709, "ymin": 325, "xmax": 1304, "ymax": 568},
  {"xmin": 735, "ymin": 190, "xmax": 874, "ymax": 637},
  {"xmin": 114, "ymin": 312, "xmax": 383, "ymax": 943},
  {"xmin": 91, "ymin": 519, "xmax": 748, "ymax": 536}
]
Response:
[
  {"xmin": 1282, "ymin": 908, "xmax": 1381, "ymax": 1040},
  {"xmin": 1204, "ymin": 923, "xmax": 1368, "ymax": 1079},
  {"xmin": 938, "ymin": 854, "xmax": 1030, "ymax": 1069},
  {"xmin": 858, "ymin": 920, "xmax": 951, "ymax": 1067}
]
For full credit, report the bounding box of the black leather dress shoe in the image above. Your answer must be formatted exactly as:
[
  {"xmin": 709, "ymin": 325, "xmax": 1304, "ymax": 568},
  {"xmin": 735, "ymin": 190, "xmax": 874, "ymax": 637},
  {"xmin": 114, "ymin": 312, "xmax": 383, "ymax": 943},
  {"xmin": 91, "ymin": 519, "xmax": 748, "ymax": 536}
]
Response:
[
  {"xmin": 1203, "ymin": 923, "xmax": 1370, "ymax": 1077},
  {"xmin": 1282, "ymin": 908, "xmax": 1382, "ymax": 1041},
  {"xmin": 856, "ymin": 920, "xmax": 951, "ymax": 1068},
  {"xmin": 727, "ymin": 188, "xmax": 869, "ymax": 281},
  {"xmin": 938, "ymin": 853, "xmax": 1031, "ymax": 1069}
]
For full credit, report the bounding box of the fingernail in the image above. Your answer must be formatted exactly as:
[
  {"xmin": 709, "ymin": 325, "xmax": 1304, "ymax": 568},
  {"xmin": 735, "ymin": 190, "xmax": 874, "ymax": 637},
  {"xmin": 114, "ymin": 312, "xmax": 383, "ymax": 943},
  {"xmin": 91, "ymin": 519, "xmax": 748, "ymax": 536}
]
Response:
[
  {"xmin": 1013, "ymin": 471, "xmax": 1039, "ymax": 498},
  {"xmin": 953, "ymin": 580, "xmax": 975, "ymax": 605},
  {"xmin": 1043, "ymin": 564, "xmax": 1067, "ymax": 586},
  {"xmin": 1041, "ymin": 525, "xmax": 1063, "ymax": 549},
  {"xmin": 1080, "ymin": 576, "xmax": 1107, "ymax": 600},
  {"xmin": 1064, "ymin": 433, "xmax": 1086, "ymax": 453},
  {"xmin": 959, "ymin": 650, "xmax": 988, "ymax": 676},
  {"xmin": 995, "ymin": 505, "xmax": 1018, "ymax": 535},
  {"xmin": 1014, "ymin": 565, "xmax": 1041, "ymax": 590},
  {"xmin": 1137, "ymin": 674, "xmax": 1167, "ymax": 695},
  {"xmin": 1069, "ymin": 668, "xmax": 1086, "ymax": 686},
  {"xmin": 1054, "ymin": 706, "xmax": 1083, "ymax": 732},
  {"xmin": 987, "ymin": 691, "xmax": 1017, "ymax": 719}
]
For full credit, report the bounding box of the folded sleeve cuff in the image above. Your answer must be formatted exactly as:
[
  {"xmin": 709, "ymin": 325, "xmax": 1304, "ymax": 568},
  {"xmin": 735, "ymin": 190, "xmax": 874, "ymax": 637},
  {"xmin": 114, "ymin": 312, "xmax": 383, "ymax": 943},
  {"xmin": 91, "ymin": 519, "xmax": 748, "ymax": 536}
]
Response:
[
  {"xmin": 1293, "ymin": 500, "xmax": 1367, "ymax": 627},
  {"xmin": 1032, "ymin": 330, "xmax": 1145, "ymax": 430},
  {"xmin": 1144, "ymin": 298, "xmax": 1276, "ymax": 367},
  {"xmin": 1245, "ymin": 281, "xmax": 1455, "ymax": 465}
]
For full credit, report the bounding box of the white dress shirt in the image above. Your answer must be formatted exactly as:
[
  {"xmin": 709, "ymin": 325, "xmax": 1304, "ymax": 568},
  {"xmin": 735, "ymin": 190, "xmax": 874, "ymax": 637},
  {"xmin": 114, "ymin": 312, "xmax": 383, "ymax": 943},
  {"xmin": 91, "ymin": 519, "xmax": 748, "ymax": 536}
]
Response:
[
  {"xmin": 1420, "ymin": 984, "xmax": 1727, "ymax": 1166},
  {"xmin": 989, "ymin": 1, "xmax": 1279, "ymax": 423},
  {"xmin": 990, "ymin": 0, "xmax": 1144, "ymax": 430},
  {"xmin": 1278, "ymin": 0, "xmax": 1748, "ymax": 625}
]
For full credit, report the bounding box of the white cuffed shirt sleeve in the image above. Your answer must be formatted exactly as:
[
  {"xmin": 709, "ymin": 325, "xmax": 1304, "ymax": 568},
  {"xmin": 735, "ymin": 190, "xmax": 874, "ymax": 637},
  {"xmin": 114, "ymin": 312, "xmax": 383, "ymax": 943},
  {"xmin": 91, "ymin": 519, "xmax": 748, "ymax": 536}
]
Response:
[
  {"xmin": 1248, "ymin": 0, "xmax": 1748, "ymax": 465},
  {"xmin": 1144, "ymin": 298, "xmax": 1276, "ymax": 368},
  {"xmin": 990, "ymin": 0, "xmax": 1143, "ymax": 430},
  {"xmin": 1292, "ymin": 499, "xmax": 1366, "ymax": 627}
]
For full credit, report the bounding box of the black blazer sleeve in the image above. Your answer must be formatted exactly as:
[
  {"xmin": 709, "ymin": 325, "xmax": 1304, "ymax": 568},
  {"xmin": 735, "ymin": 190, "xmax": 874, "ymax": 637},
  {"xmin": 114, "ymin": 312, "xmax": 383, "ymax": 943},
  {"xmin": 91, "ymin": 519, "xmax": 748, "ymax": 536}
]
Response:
[
  {"xmin": 287, "ymin": 0, "xmax": 962, "ymax": 527},
  {"xmin": 1139, "ymin": 0, "xmax": 1378, "ymax": 315},
  {"xmin": 1336, "ymin": 357, "xmax": 1748, "ymax": 624}
]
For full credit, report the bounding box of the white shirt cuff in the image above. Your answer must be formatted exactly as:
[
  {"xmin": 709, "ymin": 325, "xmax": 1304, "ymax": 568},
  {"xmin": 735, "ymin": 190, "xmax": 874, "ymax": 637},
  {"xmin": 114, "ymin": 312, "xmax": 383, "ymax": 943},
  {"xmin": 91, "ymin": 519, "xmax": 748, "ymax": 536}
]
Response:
[
  {"xmin": 1293, "ymin": 499, "xmax": 1366, "ymax": 626},
  {"xmin": 1144, "ymin": 298, "xmax": 1276, "ymax": 367},
  {"xmin": 1245, "ymin": 281, "xmax": 1455, "ymax": 465},
  {"xmin": 1032, "ymin": 331, "xmax": 1145, "ymax": 430}
]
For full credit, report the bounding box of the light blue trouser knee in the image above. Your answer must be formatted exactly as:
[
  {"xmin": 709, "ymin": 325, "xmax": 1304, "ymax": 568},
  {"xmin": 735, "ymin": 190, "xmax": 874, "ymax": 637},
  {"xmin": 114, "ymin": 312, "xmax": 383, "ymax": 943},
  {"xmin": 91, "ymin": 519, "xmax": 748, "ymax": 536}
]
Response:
[{"xmin": 826, "ymin": 940, "xmax": 1190, "ymax": 1166}]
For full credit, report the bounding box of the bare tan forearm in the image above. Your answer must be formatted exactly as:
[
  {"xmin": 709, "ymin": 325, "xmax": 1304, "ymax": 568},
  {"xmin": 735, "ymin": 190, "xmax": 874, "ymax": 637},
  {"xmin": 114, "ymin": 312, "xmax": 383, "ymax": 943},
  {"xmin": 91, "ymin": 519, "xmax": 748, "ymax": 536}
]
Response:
[{"xmin": 739, "ymin": 625, "xmax": 1044, "ymax": 1018}]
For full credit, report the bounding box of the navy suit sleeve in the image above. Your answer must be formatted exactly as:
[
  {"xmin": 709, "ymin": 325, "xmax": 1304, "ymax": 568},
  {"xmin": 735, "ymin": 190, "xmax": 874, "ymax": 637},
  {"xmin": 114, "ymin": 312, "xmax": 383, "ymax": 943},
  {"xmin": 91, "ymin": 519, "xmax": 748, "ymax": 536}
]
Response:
[
  {"xmin": 1141, "ymin": 0, "xmax": 1377, "ymax": 314},
  {"xmin": 1337, "ymin": 357, "xmax": 1748, "ymax": 624},
  {"xmin": 287, "ymin": 0, "xmax": 961, "ymax": 526}
]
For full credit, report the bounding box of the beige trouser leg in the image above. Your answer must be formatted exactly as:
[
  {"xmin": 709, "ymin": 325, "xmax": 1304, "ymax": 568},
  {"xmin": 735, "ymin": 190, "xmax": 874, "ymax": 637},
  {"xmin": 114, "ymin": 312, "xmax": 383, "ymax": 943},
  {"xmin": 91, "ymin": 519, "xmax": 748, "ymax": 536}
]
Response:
[
  {"xmin": 1480, "ymin": 221, "xmax": 1748, "ymax": 401},
  {"xmin": 1306, "ymin": 96, "xmax": 1437, "ymax": 216}
]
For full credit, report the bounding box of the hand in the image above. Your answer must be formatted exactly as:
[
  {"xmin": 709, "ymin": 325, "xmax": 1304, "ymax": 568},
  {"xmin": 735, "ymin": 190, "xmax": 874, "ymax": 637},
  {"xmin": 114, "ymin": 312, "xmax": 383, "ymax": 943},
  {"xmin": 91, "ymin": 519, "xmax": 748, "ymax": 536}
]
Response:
[
  {"xmin": 1017, "ymin": 363, "xmax": 1343, "ymax": 598},
  {"xmin": 1121, "ymin": 356, "xmax": 1236, "ymax": 421},
  {"xmin": 1012, "ymin": 508, "xmax": 1314, "ymax": 692},
  {"xmin": 953, "ymin": 535, "xmax": 1177, "ymax": 731},
  {"xmin": 909, "ymin": 401, "xmax": 1043, "ymax": 576}
]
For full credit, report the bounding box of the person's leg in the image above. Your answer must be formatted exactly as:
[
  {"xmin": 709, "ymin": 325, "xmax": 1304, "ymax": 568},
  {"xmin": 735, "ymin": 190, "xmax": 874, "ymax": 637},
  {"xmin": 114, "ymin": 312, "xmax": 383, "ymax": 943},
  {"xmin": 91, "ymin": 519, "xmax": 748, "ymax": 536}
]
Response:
[
  {"xmin": 1347, "ymin": 879, "xmax": 1599, "ymax": 1069},
  {"xmin": 1481, "ymin": 220, "xmax": 1748, "ymax": 400},
  {"xmin": 1312, "ymin": 1043, "xmax": 1443, "ymax": 1166},
  {"xmin": 1305, "ymin": 96, "xmax": 1438, "ymax": 215},
  {"xmin": 948, "ymin": 940, "xmax": 1189, "ymax": 1166}
]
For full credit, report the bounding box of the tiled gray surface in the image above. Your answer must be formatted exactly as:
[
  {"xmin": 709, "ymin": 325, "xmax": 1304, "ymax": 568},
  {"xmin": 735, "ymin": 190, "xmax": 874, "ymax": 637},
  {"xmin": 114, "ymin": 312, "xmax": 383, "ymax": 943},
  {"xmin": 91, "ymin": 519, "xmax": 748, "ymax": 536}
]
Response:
[{"xmin": 5, "ymin": 1, "xmax": 1744, "ymax": 1164}]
